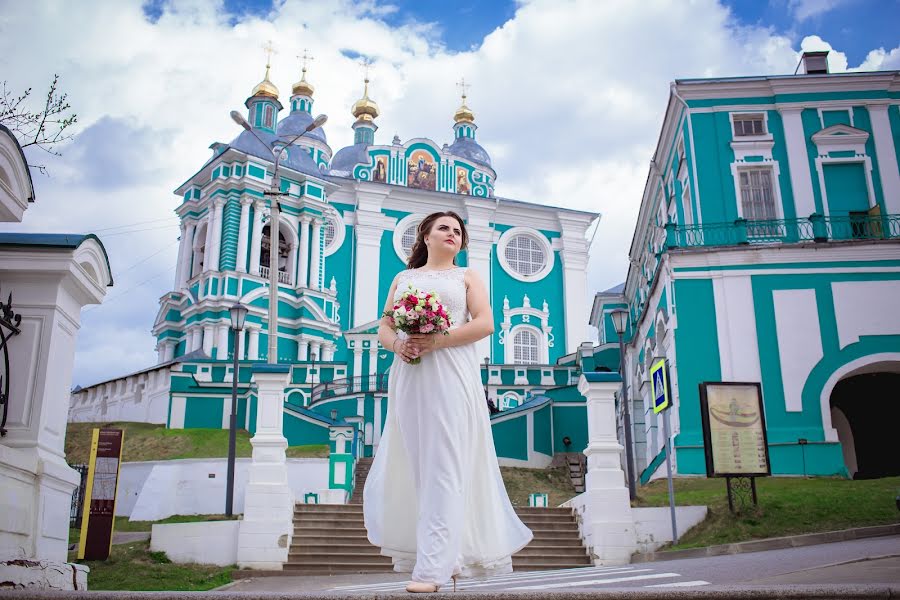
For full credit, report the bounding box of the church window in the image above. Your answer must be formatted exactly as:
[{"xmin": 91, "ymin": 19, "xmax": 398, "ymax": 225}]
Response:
[
  {"xmin": 323, "ymin": 218, "xmax": 336, "ymax": 248},
  {"xmin": 264, "ymin": 104, "xmax": 275, "ymax": 129},
  {"xmin": 733, "ymin": 113, "xmax": 766, "ymax": 137},
  {"xmin": 505, "ymin": 234, "xmax": 546, "ymax": 277},
  {"xmin": 401, "ymin": 222, "xmax": 419, "ymax": 257},
  {"xmin": 739, "ymin": 168, "xmax": 777, "ymax": 229},
  {"xmin": 513, "ymin": 329, "xmax": 540, "ymax": 365}
]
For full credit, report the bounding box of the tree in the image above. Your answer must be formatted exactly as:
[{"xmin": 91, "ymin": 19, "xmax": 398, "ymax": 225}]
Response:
[{"xmin": 0, "ymin": 74, "xmax": 78, "ymax": 175}]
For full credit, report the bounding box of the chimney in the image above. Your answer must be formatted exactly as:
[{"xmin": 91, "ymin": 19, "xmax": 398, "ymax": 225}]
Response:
[{"xmin": 801, "ymin": 50, "xmax": 829, "ymax": 75}]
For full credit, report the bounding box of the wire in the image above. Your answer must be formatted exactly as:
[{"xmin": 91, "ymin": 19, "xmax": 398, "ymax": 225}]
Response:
[
  {"xmin": 115, "ymin": 239, "xmax": 180, "ymax": 277},
  {"xmin": 83, "ymin": 266, "xmax": 175, "ymax": 313},
  {"xmin": 88, "ymin": 216, "xmax": 179, "ymax": 233},
  {"xmin": 100, "ymin": 223, "xmax": 180, "ymax": 238}
]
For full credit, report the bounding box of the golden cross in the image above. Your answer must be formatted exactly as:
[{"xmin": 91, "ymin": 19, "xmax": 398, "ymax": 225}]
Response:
[
  {"xmin": 359, "ymin": 57, "xmax": 374, "ymax": 82},
  {"xmin": 298, "ymin": 48, "xmax": 314, "ymax": 74},
  {"xmin": 262, "ymin": 40, "xmax": 277, "ymax": 68},
  {"xmin": 457, "ymin": 77, "xmax": 470, "ymax": 102}
]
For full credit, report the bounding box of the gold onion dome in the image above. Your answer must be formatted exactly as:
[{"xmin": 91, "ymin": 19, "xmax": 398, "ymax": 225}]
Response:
[
  {"xmin": 252, "ymin": 62, "xmax": 279, "ymax": 99},
  {"xmin": 351, "ymin": 77, "xmax": 379, "ymax": 121},
  {"xmin": 292, "ymin": 66, "xmax": 314, "ymax": 97},
  {"xmin": 454, "ymin": 94, "xmax": 475, "ymax": 124}
]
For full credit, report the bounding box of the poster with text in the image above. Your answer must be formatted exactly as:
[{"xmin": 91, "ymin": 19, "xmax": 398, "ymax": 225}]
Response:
[{"xmin": 699, "ymin": 382, "xmax": 770, "ymax": 477}]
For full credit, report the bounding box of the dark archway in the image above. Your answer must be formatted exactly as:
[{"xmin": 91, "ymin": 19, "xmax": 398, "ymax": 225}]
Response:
[{"xmin": 829, "ymin": 371, "xmax": 900, "ymax": 479}]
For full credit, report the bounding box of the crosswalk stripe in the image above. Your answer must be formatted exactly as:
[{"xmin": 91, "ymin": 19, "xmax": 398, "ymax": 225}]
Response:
[
  {"xmin": 460, "ymin": 568, "xmax": 645, "ymax": 589},
  {"xmin": 509, "ymin": 572, "xmax": 681, "ymax": 590},
  {"xmin": 645, "ymin": 580, "xmax": 711, "ymax": 588}
]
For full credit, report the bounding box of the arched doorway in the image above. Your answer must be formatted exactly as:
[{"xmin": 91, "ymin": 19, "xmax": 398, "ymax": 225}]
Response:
[{"xmin": 828, "ymin": 360, "xmax": 900, "ymax": 479}]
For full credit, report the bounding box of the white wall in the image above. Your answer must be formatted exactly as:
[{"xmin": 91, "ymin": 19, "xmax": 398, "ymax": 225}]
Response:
[
  {"xmin": 69, "ymin": 367, "xmax": 171, "ymax": 425},
  {"xmin": 125, "ymin": 458, "xmax": 329, "ymax": 521},
  {"xmin": 632, "ymin": 505, "xmax": 707, "ymax": 553},
  {"xmin": 151, "ymin": 520, "xmax": 240, "ymax": 567}
]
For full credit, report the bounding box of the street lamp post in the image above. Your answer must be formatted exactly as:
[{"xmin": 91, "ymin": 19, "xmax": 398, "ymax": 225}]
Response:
[
  {"xmin": 225, "ymin": 301, "xmax": 249, "ymax": 517},
  {"xmin": 309, "ymin": 352, "xmax": 317, "ymax": 407},
  {"xmin": 229, "ymin": 111, "xmax": 327, "ymax": 365},
  {"xmin": 610, "ymin": 308, "xmax": 637, "ymax": 501}
]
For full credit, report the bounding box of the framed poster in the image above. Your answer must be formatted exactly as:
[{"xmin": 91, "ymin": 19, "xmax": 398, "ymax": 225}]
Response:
[{"xmin": 699, "ymin": 382, "xmax": 770, "ymax": 478}]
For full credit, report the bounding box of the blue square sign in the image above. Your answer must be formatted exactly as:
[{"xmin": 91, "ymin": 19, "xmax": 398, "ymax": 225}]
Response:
[{"xmin": 650, "ymin": 358, "xmax": 670, "ymax": 414}]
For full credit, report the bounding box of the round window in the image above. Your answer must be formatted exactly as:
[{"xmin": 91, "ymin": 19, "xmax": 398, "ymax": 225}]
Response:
[
  {"xmin": 505, "ymin": 234, "xmax": 547, "ymax": 277},
  {"xmin": 401, "ymin": 222, "xmax": 420, "ymax": 257}
]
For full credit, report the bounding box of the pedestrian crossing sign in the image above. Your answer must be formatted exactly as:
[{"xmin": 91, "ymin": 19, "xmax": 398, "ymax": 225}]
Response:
[{"xmin": 650, "ymin": 358, "xmax": 671, "ymax": 414}]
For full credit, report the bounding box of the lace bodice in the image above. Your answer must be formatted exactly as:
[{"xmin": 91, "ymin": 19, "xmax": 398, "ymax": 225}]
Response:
[{"xmin": 395, "ymin": 267, "xmax": 469, "ymax": 329}]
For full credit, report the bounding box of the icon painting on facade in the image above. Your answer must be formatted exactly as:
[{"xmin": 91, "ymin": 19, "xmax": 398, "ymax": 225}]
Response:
[
  {"xmin": 407, "ymin": 149, "xmax": 437, "ymax": 191},
  {"xmin": 373, "ymin": 155, "xmax": 387, "ymax": 183},
  {"xmin": 456, "ymin": 167, "xmax": 470, "ymax": 195}
]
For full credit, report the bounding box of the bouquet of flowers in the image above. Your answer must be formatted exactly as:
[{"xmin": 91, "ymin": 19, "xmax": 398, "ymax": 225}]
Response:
[{"xmin": 383, "ymin": 285, "xmax": 452, "ymax": 365}]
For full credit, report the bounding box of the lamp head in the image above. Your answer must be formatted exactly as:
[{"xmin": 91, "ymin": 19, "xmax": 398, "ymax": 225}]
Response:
[
  {"xmin": 610, "ymin": 308, "xmax": 629, "ymax": 336},
  {"xmin": 230, "ymin": 110, "xmax": 252, "ymax": 131},
  {"xmin": 306, "ymin": 113, "xmax": 328, "ymax": 132},
  {"xmin": 229, "ymin": 302, "xmax": 249, "ymax": 330}
]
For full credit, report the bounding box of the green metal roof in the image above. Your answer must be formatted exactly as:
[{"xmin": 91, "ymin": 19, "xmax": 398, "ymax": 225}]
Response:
[{"xmin": 0, "ymin": 232, "xmax": 114, "ymax": 285}]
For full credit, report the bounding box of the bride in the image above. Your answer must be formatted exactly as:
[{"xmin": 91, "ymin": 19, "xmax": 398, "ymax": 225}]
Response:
[{"xmin": 364, "ymin": 211, "xmax": 533, "ymax": 593}]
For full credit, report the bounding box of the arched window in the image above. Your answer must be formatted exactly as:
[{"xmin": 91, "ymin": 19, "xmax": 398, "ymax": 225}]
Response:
[
  {"xmin": 501, "ymin": 393, "xmax": 520, "ymax": 411},
  {"xmin": 513, "ymin": 329, "xmax": 540, "ymax": 365},
  {"xmin": 191, "ymin": 222, "xmax": 207, "ymax": 277},
  {"xmin": 264, "ymin": 104, "xmax": 275, "ymax": 129},
  {"xmin": 260, "ymin": 224, "xmax": 291, "ymax": 283}
]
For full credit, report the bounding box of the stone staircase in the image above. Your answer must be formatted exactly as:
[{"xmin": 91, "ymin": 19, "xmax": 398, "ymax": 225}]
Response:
[
  {"xmin": 285, "ymin": 457, "xmax": 592, "ymax": 575},
  {"xmin": 567, "ymin": 453, "xmax": 587, "ymax": 494}
]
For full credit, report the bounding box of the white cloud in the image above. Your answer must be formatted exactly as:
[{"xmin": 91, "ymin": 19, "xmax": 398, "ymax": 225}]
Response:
[
  {"xmin": 0, "ymin": 0, "xmax": 895, "ymax": 385},
  {"xmin": 788, "ymin": 0, "xmax": 849, "ymax": 22}
]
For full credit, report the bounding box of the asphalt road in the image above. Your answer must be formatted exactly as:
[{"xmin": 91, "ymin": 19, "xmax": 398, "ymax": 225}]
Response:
[{"xmin": 223, "ymin": 534, "xmax": 900, "ymax": 594}]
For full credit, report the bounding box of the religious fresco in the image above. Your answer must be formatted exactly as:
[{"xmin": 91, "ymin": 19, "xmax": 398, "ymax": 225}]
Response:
[
  {"xmin": 373, "ymin": 155, "xmax": 387, "ymax": 183},
  {"xmin": 407, "ymin": 149, "xmax": 437, "ymax": 191},
  {"xmin": 456, "ymin": 167, "xmax": 470, "ymax": 195}
]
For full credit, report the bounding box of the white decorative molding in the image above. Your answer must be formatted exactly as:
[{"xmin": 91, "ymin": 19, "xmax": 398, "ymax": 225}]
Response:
[
  {"xmin": 499, "ymin": 295, "xmax": 553, "ymax": 364},
  {"xmin": 391, "ymin": 212, "xmax": 424, "ymax": 263},
  {"xmin": 811, "ymin": 124, "xmax": 869, "ymax": 155},
  {"xmin": 832, "ymin": 280, "xmax": 900, "ymax": 350},
  {"xmin": 323, "ymin": 209, "xmax": 345, "ymax": 257},
  {"xmin": 712, "ymin": 276, "xmax": 762, "ymax": 384},
  {"xmin": 778, "ymin": 107, "xmax": 817, "ymax": 218},
  {"xmin": 772, "ymin": 289, "xmax": 823, "ymax": 413},
  {"xmin": 496, "ymin": 226, "xmax": 555, "ymax": 283}
]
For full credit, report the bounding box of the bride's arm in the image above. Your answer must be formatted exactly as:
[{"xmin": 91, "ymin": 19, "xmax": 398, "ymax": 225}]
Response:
[
  {"xmin": 378, "ymin": 275, "xmax": 418, "ymax": 363},
  {"xmin": 408, "ymin": 269, "xmax": 493, "ymax": 352}
]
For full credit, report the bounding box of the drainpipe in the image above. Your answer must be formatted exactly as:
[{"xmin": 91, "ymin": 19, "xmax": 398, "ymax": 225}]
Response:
[{"xmin": 669, "ymin": 82, "xmax": 702, "ymax": 223}]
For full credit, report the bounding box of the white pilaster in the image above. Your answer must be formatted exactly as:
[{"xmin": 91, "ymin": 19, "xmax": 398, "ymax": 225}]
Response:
[
  {"xmin": 202, "ymin": 324, "xmax": 214, "ymax": 356},
  {"xmin": 309, "ymin": 341, "xmax": 322, "ymax": 361},
  {"xmin": 174, "ymin": 222, "xmax": 188, "ymax": 289},
  {"xmin": 203, "ymin": 209, "xmax": 216, "ymax": 272},
  {"xmin": 249, "ymin": 199, "xmax": 265, "ymax": 276},
  {"xmin": 236, "ymin": 197, "xmax": 252, "ymax": 273},
  {"xmin": 466, "ymin": 222, "xmax": 494, "ymax": 361},
  {"xmin": 353, "ymin": 348, "xmax": 363, "ymax": 378},
  {"xmin": 237, "ymin": 367, "xmax": 293, "ymax": 569},
  {"xmin": 297, "ymin": 339, "xmax": 309, "ymax": 361},
  {"xmin": 353, "ymin": 225, "xmax": 384, "ymax": 326},
  {"xmin": 779, "ymin": 107, "xmax": 817, "ymax": 218},
  {"xmin": 560, "ymin": 215, "xmax": 592, "ymax": 354},
  {"xmin": 164, "ymin": 340, "xmax": 176, "ymax": 362},
  {"xmin": 868, "ymin": 103, "xmax": 900, "ymax": 214},
  {"xmin": 323, "ymin": 344, "xmax": 335, "ymax": 362},
  {"xmin": 248, "ymin": 327, "xmax": 260, "ymax": 360},
  {"xmin": 216, "ymin": 324, "xmax": 230, "ymax": 360},
  {"xmin": 576, "ymin": 374, "xmax": 636, "ymax": 565},
  {"xmin": 297, "ymin": 216, "xmax": 311, "ymax": 289},
  {"xmin": 309, "ymin": 218, "xmax": 323, "ymax": 291},
  {"xmin": 208, "ymin": 198, "xmax": 225, "ymax": 272}
]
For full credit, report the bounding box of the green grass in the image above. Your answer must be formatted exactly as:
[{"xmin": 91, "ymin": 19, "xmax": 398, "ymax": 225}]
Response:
[
  {"xmin": 636, "ymin": 476, "xmax": 900, "ymax": 550},
  {"xmin": 69, "ymin": 514, "xmax": 239, "ymax": 546},
  {"xmin": 70, "ymin": 541, "xmax": 233, "ymax": 591},
  {"xmin": 65, "ymin": 421, "xmax": 328, "ymax": 463},
  {"xmin": 500, "ymin": 466, "xmax": 576, "ymax": 508}
]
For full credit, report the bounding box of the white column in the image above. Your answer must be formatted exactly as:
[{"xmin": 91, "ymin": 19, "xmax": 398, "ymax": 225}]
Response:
[
  {"xmin": 868, "ymin": 103, "xmax": 900, "ymax": 214},
  {"xmin": 779, "ymin": 107, "xmax": 817, "ymax": 218},
  {"xmin": 236, "ymin": 329, "xmax": 246, "ymax": 361},
  {"xmin": 208, "ymin": 198, "xmax": 225, "ymax": 271},
  {"xmin": 216, "ymin": 324, "xmax": 230, "ymax": 360},
  {"xmin": 353, "ymin": 348, "xmax": 363, "ymax": 378},
  {"xmin": 181, "ymin": 222, "xmax": 196, "ymax": 286},
  {"xmin": 203, "ymin": 208, "xmax": 216, "ymax": 272},
  {"xmin": 297, "ymin": 338, "xmax": 309, "ymax": 361},
  {"xmin": 297, "ymin": 216, "xmax": 311, "ymax": 289},
  {"xmin": 323, "ymin": 345, "xmax": 335, "ymax": 362},
  {"xmin": 236, "ymin": 197, "xmax": 252, "ymax": 272},
  {"xmin": 309, "ymin": 218, "xmax": 323, "ymax": 291},
  {"xmin": 174, "ymin": 222, "xmax": 188, "ymax": 289},
  {"xmin": 561, "ymin": 251, "xmax": 589, "ymax": 354},
  {"xmin": 577, "ymin": 374, "xmax": 637, "ymax": 565},
  {"xmin": 249, "ymin": 199, "xmax": 265, "ymax": 276},
  {"xmin": 467, "ymin": 230, "xmax": 493, "ymax": 361},
  {"xmin": 237, "ymin": 367, "xmax": 292, "ymax": 569},
  {"xmin": 164, "ymin": 341, "xmax": 176, "ymax": 362},
  {"xmin": 309, "ymin": 341, "xmax": 322, "ymax": 362},
  {"xmin": 248, "ymin": 327, "xmax": 260, "ymax": 360},
  {"xmin": 202, "ymin": 324, "xmax": 214, "ymax": 356},
  {"xmin": 156, "ymin": 343, "xmax": 165, "ymax": 364},
  {"xmin": 353, "ymin": 227, "xmax": 383, "ymax": 326}
]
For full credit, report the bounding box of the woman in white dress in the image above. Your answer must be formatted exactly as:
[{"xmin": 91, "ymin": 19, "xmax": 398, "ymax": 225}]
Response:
[{"xmin": 364, "ymin": 211, "xmax": 533, "ymax": 593}]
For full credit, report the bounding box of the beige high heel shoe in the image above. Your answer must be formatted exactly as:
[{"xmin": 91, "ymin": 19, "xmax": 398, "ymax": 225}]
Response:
[{"xmin": 405, "ymin": 575, "xmax": 457, "ymax": 593}]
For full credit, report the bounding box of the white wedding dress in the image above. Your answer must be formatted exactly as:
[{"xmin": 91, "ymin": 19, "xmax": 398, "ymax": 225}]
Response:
[{"xmin": 363, "ymin": 266, "xmax": 533, "ymax": 585}]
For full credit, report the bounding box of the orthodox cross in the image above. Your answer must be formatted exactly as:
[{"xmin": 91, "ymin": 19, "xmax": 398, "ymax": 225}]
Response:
[
  {"xmin": 457, "ymin": 77, "xmax": 470, "ymax": 103},
  {"xmin": 298, "ymin": 48, "xmax": 314, "ymax": 76},
  {"xmin": 262, "ymin": 40, "xmax": 277, "ymax": 70}
]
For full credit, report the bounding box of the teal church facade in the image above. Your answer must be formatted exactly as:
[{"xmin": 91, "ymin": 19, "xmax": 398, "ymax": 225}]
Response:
[
  {"xmin": 591, "ymin": 55, "xmax": 900, "ymax": 483},
  {"xmin": 135, "ymin": 62, "xmax": 600, "ymax": 484}
]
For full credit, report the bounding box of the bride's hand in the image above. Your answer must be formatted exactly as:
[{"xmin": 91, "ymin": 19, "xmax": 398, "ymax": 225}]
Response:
[
  {"xmin": 393, "ymin": 339, "xmax": 418, "ymax": 363},
  {"xmin": 407, "ymin": 333, "xmax": 441, "ymax": 356}
]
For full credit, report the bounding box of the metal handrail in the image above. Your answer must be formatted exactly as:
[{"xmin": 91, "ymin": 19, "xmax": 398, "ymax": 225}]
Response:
[
  {"xmin": 310, "ymin": 374, "xmax": 389, "ymax": 405},
  {"xmin": 0, "ymin": 285, "xmax": 23, "ymax": 437}
]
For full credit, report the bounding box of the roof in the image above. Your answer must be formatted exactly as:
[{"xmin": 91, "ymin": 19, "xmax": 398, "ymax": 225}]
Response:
[
  {"xmin": 447, "ymin": 137, "xmax": 492, "ymax": 168},
  {"xmin": 0, "ymin": 232, "xmax": 113, "ymax": 285},
  {"xmin": 276, "ymin": 111, "xmax": 328, "ymax": 144},
  {"xmin": 674, "ymin": 69, "xmax": 900, "ymax": 86},
  {"xmin": 600, "ymin": 282, "xmax": 625, "ymax": 295},
  {"xmin": 329, "ymin": 143, "xmax": 370, "ymax": 176}
]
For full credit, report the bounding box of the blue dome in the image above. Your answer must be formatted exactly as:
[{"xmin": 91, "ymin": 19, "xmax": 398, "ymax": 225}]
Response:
[
  {"xmin": 329, "ymin": 143, "xmax": 370, "ymax": 176},
  {"xmin": 448, "ymin": 137, "xmax": 491, "ymax": 168},
  {"xmin": 276, "ymin": 111, "xmax": 328, "ymax": 144},
  {"xmin": 228, "ymin": 129, "xmax": 323, "ymax": 178}
]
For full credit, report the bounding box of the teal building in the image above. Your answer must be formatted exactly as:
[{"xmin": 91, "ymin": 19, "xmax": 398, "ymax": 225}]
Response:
[{"xmin": 591, "ymin": 53, "xmax": 900, "ymax": 482}]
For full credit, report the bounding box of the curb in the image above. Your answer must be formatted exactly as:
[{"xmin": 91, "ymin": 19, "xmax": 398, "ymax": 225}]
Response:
[{"xmin": 631, "ymin": 523, "xmax": 900, "ymax": 563}]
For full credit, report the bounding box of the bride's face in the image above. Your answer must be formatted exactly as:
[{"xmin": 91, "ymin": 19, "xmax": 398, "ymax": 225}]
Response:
[{"xmin": 424, "ymin": 216, "xmax": 463, "ymax": 258}]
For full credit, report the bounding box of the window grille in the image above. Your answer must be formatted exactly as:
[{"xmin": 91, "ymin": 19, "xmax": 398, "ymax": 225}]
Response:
[
  {"xmin": 733, "ymin": 114, "xmax": 766, "ymax": 137},
  {"xmin": 505, "ymin": 235, "xmax": 546, "ymax": 276},
  {"xmin": 513, "ymin": 329, "xmax": 540, "ymax": 365}
]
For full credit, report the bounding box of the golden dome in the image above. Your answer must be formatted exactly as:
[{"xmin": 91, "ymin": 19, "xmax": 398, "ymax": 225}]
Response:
[
  {"xmin": 252, "ymin": 62, "xmax": 279, "ymax": 99},
  {"xmin": 351, "ymin": 77, "xmax": 379, "ymax": 121},
  {"xmin": 454, "ymin": 93, "xmax": 475, "ymax": 124},
  {"xmin": 292, "ymin": 66, "xmax": 314, "ymax": 97}
]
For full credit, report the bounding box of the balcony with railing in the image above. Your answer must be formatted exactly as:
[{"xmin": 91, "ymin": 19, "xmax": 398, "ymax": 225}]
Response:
[
  {"xmin": 665, "ymin": 213, "xmax": 900, "ymax": 250},
  {"xmin": 310, "ymin": 374, "xmax": 390, "ymax": 405},
  {"xmin": 259, "ymin": 265, "xmax": 292, "ymax": 285}
]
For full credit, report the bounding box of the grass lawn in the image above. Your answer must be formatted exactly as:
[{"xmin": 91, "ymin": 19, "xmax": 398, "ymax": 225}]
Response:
[
  {"xmin": 501, "ymin": 466, "xmax": 575, "ymax": 508},
  {"xmin": 65, "ymin": 421, "xmax": 328, "ymax": 463},
  {"xmin": 70, "ymin": 540, "xmax": 233, "ymax": 591},
  {"xmin": 636, "ymin": 475, "xmax": 900, "ymax": 550}
]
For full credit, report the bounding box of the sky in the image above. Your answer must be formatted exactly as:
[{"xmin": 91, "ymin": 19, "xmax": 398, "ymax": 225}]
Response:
[{"xmin": 1, "ymin": 0, "xmax": 898, "ymax": 388}]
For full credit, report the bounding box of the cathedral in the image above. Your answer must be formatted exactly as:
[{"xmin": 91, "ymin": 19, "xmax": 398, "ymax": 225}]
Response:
[{"xmin": 69, "ymin": 57, "xmax": 602, "ymax": 472}]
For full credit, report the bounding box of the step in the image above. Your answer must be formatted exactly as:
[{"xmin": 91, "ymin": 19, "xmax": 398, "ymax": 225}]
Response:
[
  {"xmin": 292, "ymin": 518, "xmax": 365, "ymax": 527},
  {"xmin": 292, "ymin": 535, "xmax": 371, "ymax": 544},
  {"xmin": 294, "ymin": 504, "xmax": 363, "ymax": 511},
  {"xmin": 514, "ymin": 508, "xmax": 573, "ymax": 515},
  {"xmin": 512, "ymin": 555, "xmax": 593, "ymax": 566},
  {"xmin": 514, "ymin": 546, "xmax": 589, "ymax": 557},
  {"xmin": 293, "ymin": 528, "xmax": 368, "ymax": 537},
  {"xmin": 283, "ymin": 563, "xmax": 394, "ymax": 574},
  {"xmin": 524, "ymin": 524, "xmax": 580, "ymax": 533},
  {"xmin": 287, "ymin": 552, "xmax": 391, "ymax": 563},
  {"xmin": 523, "ymin": 536, "xmax": 585, "ymax": 547},
  {"xmin": 289, "ymin": 543, "xmax": 380, "ymax": 554},
  {"xmin": 517, "ymin": 514, "xmax": 579, "ymax": 523}
]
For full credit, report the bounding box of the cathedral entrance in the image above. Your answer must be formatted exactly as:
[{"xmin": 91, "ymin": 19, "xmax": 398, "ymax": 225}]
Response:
[{"xmin": 829, "ymin": 366, "xmax": 900, "ymax": 479}]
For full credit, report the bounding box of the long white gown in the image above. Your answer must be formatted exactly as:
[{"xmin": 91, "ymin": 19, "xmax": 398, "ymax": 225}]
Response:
[{"xmin": 363, "ymin": 266, "xmax": 533, "ymax": 585}]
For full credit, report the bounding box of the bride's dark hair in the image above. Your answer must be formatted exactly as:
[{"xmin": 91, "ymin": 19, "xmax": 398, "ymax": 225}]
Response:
[{"xmin": 406, "ymin": 211, "xmax": 469, "ymax": 269}]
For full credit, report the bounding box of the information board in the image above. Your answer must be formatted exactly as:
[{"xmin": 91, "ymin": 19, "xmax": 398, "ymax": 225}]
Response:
[
  {"xmin": 699, "ymin": 382, "xmax": 770, "ymax": 478},
  {"xmin": 77, "ymin": 428, "xmax": 124, "ymax": 561}
]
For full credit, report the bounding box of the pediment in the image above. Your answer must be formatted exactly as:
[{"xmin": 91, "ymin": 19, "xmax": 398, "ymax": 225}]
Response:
[
  {"xmin": 343, "ymin": 318, "xmax": 381, "ymax": 336},
  {"xmin": 812, "ymin": 124, "xmax": 869, "ymax": 144}
]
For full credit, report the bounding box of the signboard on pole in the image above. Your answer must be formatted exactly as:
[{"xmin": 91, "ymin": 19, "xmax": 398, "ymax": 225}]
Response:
[
  {"xmin": 650, "ymin": 358, "xmax": 670, "ymax": 414},
  {"xmin": 699, "ymin": 382, "xmax": 770, "ymax": 477},
  {"xmin": 77, "ymin": 428, "xmax": 124, "ymax": 561}
]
